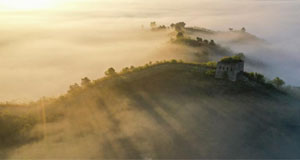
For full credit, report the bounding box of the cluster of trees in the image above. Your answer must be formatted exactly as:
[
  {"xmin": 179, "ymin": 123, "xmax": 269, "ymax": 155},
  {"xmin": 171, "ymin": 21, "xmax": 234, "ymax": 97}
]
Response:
[
  {"xmin": 229, "ymin": 27, "xmax": 246, "ymax": 32},
  {"xmin": 170, "ymin": 22, "xmax": 186, "ymax": 32},
  {"xmin": 196, "ymin": 37, "xmax": 216, "ymax": 46},
  {"xmin": 244, "ymin": 72, "xmax": 266, "ymax": 84},
  {"xmin": 174, "ymin": 32, "xmax": 217, "ymax": 47},
  {"xmin": 244, "ymin": 72, "xmax": 285, "ymax": 88},
  {"xmin": 150, "ymin": 22, "xmax": 167, "ymax": 31},
  {"xmin": 0, "ymin": 111, "xmax": 37, "ymax": 149},
  {"xmin": 271, "ymin": 77, "xmax": 285, "ymax": 88},
  {"xmin": 150, "ymin": 21, "xmax": 187, "ymax": 32}
]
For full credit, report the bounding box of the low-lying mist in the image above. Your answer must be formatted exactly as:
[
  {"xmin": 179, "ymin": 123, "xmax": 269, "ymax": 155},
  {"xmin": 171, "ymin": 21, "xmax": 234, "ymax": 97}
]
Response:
[
  {"xmin": 0, "ymin": 0, "xmax": 300, "ymax": 101},
  {"xmin": 1, "ymin": 63, "xmax": 300, "ymax": 159}
]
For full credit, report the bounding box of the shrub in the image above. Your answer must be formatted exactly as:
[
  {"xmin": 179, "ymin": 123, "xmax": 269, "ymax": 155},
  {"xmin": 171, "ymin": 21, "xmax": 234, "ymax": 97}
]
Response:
[
  {"xmin": 68, "ymin": 83, "xmax": 81, "ymax": 94},
  {"xmin": 105, "ymin": 67, "xmax": 117, "ymax": 76},
  {"xmin": 81, "ymin": 77, "xmax": 91, "ymax": 87},
  {"xmin": 176, "ymin": 32, "xmax": 184, "ymax": 39},
  {"xmin": 220, "ymin": 56, "xmax": 243, "ymax": 63},
  {"xmin": 205, "ymin": 70, "xmax": 216, "ymax": 77},
  {"xmin": 245, "ymin": 72, "xmax": 266, "ymax": 83},
  {"xmin": 171, "ymin": 59, "xmax": 178, "ymax": 63},
  {"xmin": 204, "ymin": 61, "xmax": 217, "ymax": 68},
  {"xmin": 271, "ymin": 77, "xmax": 285, "ymax": 88}
]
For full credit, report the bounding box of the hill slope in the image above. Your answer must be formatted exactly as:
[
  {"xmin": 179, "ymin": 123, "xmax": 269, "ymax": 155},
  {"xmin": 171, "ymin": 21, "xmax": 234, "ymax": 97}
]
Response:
[{"xmin": 1, "ymin": 62, "xmax": 300, "ymax": 159}]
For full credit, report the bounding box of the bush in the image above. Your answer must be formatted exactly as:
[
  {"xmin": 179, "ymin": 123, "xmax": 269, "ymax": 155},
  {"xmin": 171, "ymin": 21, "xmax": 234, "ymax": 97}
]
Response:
[
  {"xmin": 204, "ymin": 61, "xmax": 217, "ymax": 68},
  {"xmin": 0, "ymin": 113, "xmax": 37, "ymax": 149},
  {"xmin": 245, "ymin": 72, "xmax": 266, "ymax": 83},
  {"xmin": 81, "ymin": 77, "xmax": 91, "ymax": 87},
  {"xmin": 271, "ymin": 77, "xmax": 285, "ymax": 88},
  {"xmin": 105, "ymin": 67, "xmax": 117, "ymax": 76},
  {"xmin": 171, "ymin": 59, "xmax": 178, "ymax": 63},
  {"xmin": 68, "ymin": 83, "xmax": 81, "ymax": 94},
  {"xmin": 220, "ymin": 56, "xmax": 243, "ymax": 63},
  {"xmin": 205, "ymin": 70, "xmax": 216, "ymax": 77}
]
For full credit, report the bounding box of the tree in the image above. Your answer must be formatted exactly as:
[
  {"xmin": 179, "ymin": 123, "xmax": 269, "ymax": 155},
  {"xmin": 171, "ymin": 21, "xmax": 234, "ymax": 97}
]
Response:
[
  {"xmin": 271, "ymin": 77, "xmax": 285, "ymax": 88},
  {"xmin": 105, "ymin": 67, "xmax": 116, "ymax": 76},
  {"xmin": 68, "ymin": 83, "xmax": 81, "ymax": 93},
  {"xmin": 170, "ymin": 23, "xmax": 175, "ymax": 28},
  {"xmin": 176, "ymin": 32, "xmax": 184, "ymax": 39},
  {"xmin": 209, "ymin": 40, "xmax": 216, "ymax": 46},
  {"xmin": 241, "ymin": 27, "xmax": 246, "ymax": 32},
  {"xmin": 158, "ymin": 25, "xmax": 166, "ymax": 30},
  {"xmin": 150, "ymin": 22, "xmax": 157, "ymax": 29},
  {"xmin": 122, "ymin": 67, "xmax": 130, "ymax": 73},
  {"xmin": 196, "ymin": 37, "xmax": 203, "ymax": 42},
  {"xmin": 246, "ymin": 72, "xmax": 265, "ymax": 83},
  {"xmin": 203, "ymin": 39, "xmax": 209, "ymax": 44},
  {"xmin": 175, "ymin": 22, "xmax": 186, "ymax": 32},
  {"xmin": 81, "ymin": 77, "xmax": 91, "ymax": 87},
  {"xmin": 229, "ymin": 28, "xmax": 233, "ymax": 31},
  {"xmin": 235, "ymin": 53, "xmax": 245, "ymax": 60},
  {"xmin": 171, "ymin": 59, "xmax": 178, "ymax": 63}
]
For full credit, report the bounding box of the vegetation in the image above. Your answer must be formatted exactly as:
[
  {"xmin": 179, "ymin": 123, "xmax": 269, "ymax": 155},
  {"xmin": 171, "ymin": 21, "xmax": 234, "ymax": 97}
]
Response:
[
  {"xmin": 220, "ymin": 55, "xmax": 244, "ymax": 63},
  {"xmin": 0, "ymin": 111, "xmax": 38, "ymax": 150},
  {"xmin": 170, "ymin": 22, "xmax": 186, "ymax": 32},
  {"xmin": 0, "ymin": 61, "xmax": 299, "ymax": 159},
  {"xmin": 172, "ymin": 32, "xmax": 217, "ymax": 48},
  {"xmin": 244, "ymin": 72, "xmax": 266, "ymax": 83},
  {"xmin": 105, "ymin": 67, "xmax": 117, "ymax": 76},
  {"xmin": 271, "ymin": 77, "xmax": 285, "ymax": 88}
]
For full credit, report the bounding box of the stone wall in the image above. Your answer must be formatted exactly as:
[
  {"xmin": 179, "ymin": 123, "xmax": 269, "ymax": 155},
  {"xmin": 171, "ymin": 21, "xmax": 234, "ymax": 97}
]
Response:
[{"xmin": 215, "ymin": 61, "xmax": 244, "ymax": 81}]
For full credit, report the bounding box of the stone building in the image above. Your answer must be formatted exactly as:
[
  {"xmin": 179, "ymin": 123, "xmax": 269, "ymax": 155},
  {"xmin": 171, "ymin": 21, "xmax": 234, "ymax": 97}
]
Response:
[{"xmin": 215, "ymin": 57, "xmax": 244, "ymax": 81}]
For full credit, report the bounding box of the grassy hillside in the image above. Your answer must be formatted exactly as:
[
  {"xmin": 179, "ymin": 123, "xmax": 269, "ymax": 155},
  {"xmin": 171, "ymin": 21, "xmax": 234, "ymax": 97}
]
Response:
[{"xmin": 1, "ymin": 62, "xmax": 300, "ymax": 159}]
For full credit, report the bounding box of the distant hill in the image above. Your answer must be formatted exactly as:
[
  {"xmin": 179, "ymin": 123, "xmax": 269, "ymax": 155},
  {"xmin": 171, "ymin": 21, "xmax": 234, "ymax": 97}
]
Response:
[
  {"xmin": 185, "ymin": 26, "xmax": 265, "ymax": 45},
  {"xmin": 1, "ymin": 62, "xmax": 300, "ymax": 159}
]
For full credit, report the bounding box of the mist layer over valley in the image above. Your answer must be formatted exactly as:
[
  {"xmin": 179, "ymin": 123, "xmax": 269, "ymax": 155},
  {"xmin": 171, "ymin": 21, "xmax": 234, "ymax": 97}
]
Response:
[
  {"xmin": 1, "ymin": 0, "xmax": 300, "ymax": 159},
  {"xmin": 0, "ymin": 0, "xmax": 300, "ymax": 101}
]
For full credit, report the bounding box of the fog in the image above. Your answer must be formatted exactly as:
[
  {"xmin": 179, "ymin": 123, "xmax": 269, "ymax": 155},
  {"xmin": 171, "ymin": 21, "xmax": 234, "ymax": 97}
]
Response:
[
  {"xmin": 0, "ymin": 0, "xmax": 299, "ymax": 101},
  {"xmin": 2, "ymin": 61, "xmax": 300, "ymax": 159}
]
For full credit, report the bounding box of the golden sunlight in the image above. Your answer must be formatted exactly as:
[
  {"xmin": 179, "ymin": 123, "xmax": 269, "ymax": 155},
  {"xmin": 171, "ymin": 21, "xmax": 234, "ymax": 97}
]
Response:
[{"xmin": 0, "ymin": 0, "xmax": 57, "ymax": 10}]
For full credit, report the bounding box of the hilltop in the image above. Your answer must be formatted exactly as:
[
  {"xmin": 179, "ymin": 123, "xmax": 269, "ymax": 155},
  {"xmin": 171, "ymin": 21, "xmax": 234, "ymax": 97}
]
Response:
[{"xmin": 1, "ymin": 61, "xmax": 300, "ymax": 159}]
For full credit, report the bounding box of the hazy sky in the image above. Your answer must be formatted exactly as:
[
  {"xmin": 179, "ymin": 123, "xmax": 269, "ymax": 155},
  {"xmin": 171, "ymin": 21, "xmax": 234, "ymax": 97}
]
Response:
[{"xmin": 0, "ymin": 0, "xmax": 299, "ymax": 101}]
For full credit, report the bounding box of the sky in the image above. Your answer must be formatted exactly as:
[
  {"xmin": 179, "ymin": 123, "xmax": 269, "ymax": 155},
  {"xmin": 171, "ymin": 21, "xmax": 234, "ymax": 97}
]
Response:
[{"xmin": 0, "ymin": 0, "xmax": 299, "ymax": 101}]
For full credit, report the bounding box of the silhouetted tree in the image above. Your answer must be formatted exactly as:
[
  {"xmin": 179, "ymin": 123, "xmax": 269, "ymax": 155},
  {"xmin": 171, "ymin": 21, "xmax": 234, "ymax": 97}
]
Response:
[
  {"xmin": 241, "ymin": 27, "xmax": 246, "ymax": 32},
  {"xmin": 105, "ymin": 67, "xmax": 116, "ymax": 76},
  {"xmin": 175, "ymin": 22, "xmax": 186, "ymax": 32},
  {"xmin": 176, "ymin": 32, "xmax": 184, "ymax": 39},
  {"xmin": 246, "ymin": 72, "xmax": 265, "ymax": 83},
  {"xmin": 150, "ymin": 22, "xmax": 157, "ymax": 29},
  {"xmin": 81, "ymin": 77, "xmax": 91, "ymax": 87},
  {"xmin": 271, "ymin": 77, "xmax": 285, "ymax": 88},
  {"xmin": 229, "ymin": 28, "xmax": 233, "ymax": 31},
  {"xmin": 235, "ymin": 53, "xmax": 245, "ymax": 60},
  {"xmin": 122, "ymin": 67, "xmax": 130, "ymax": 73},
  {"xmin": 171, "ymin": 59, "xmax": 178, "ymax": 63},
  {"xmin": 158, "ymin": 25, "xmax": 167, "ymax": 30},
  {"xmin": 170, "ymin": 23, "xmax": 175, "ymax": 28},
  {"xmin": 209, "ymin": 40, "xmax": 216, "ymax": 46},
  {"xmin": 68, "ymin": 83, "xmax": 81, "ymax": 93},
  {"xmin": 196, "ymin": 37, "xmax": 203, "ymax": 42},
  {"xmin": 203, "ymin": 39, "xmax": 209, "ymax": 44}
]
